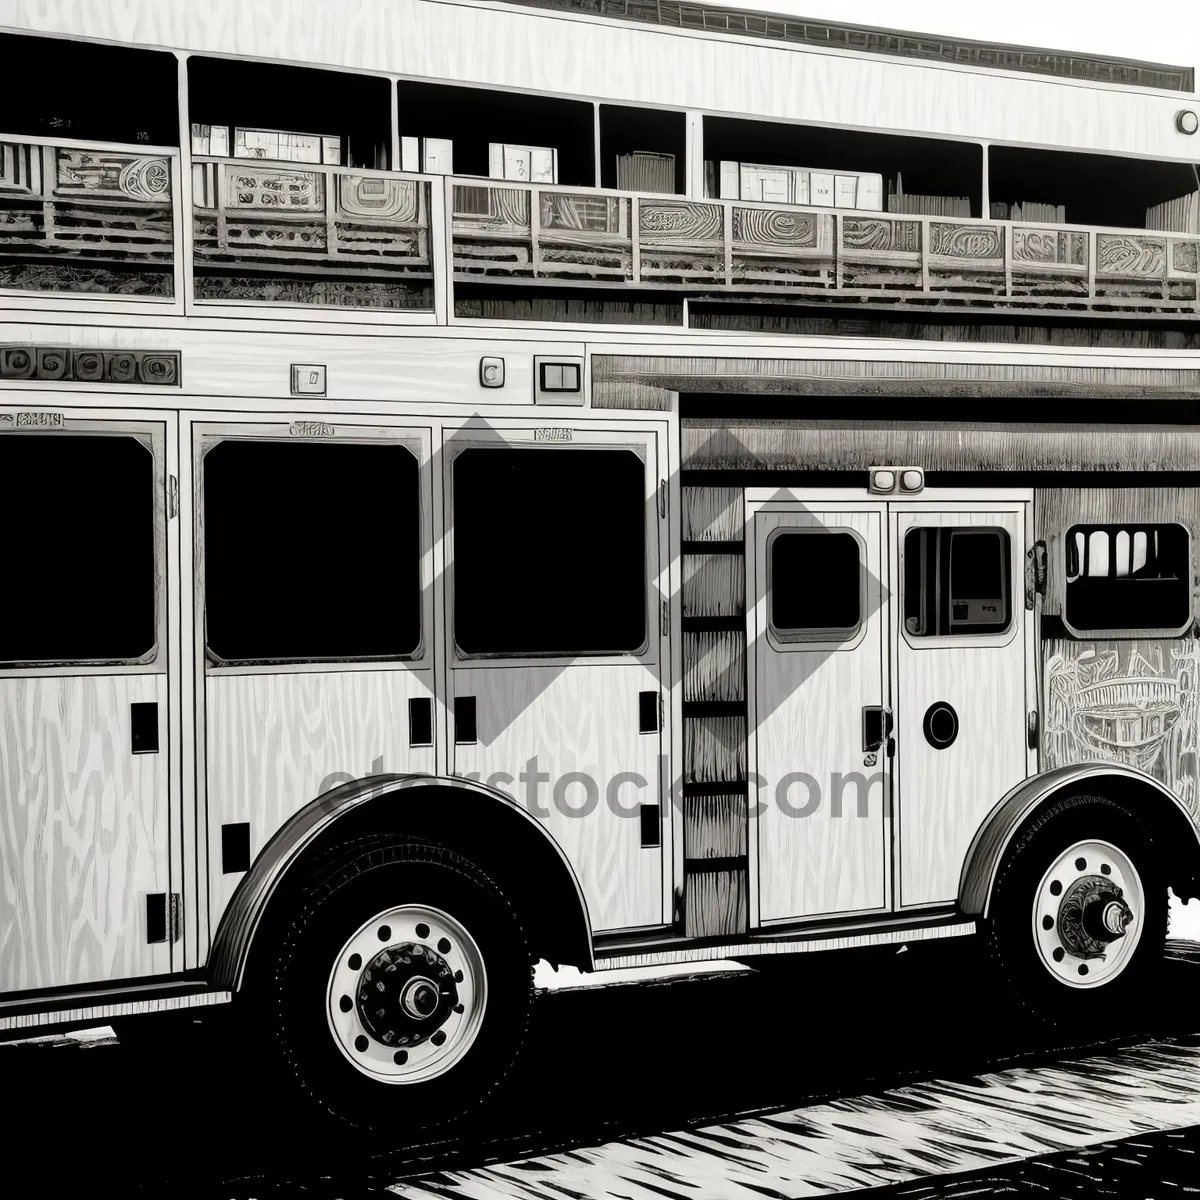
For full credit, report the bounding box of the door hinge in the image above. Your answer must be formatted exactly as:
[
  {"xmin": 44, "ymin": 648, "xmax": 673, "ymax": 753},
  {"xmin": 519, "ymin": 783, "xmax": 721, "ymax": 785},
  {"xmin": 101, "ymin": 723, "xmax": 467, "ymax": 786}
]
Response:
[
  {"xmin": 167, "ymin": 474, "xmax": 179, "ymax": 520},
  {"xmin": 660, "ymin": 598, "xmax": 670, "ymax": 638},
  {"xmin": 169, "ymin": 893, "xmax": 182, "ymax": 943},
  {"xmin": 659, "ymin": 478, "xmax": 668, "ymax": 519},
  {"xmin": 1027, "ymin": 709, "xmax": 1039, "ymax": 751}
]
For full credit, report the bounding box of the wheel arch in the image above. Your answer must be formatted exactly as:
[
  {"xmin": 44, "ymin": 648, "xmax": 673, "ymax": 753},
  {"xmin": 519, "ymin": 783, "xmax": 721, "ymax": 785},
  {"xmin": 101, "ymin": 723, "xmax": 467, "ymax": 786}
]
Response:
[
  {"xmin": 208, "ymin": 774, "xmax": 594, "ymax": 992},
  {"xmin": 959, "ymin": 763, "xmax": 1200, "ymax": 919}
]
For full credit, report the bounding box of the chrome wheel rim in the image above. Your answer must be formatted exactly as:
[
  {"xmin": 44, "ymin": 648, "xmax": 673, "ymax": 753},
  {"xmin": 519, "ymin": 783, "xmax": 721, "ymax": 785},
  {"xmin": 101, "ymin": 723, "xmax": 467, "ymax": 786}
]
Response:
[
  {"xmin": 327, "ymin": 904, "xmax": 487, "ymax": 1083},
  {"xmin": 1032, "ymin": 839, "xmax": 1144, "ymax": 989}
]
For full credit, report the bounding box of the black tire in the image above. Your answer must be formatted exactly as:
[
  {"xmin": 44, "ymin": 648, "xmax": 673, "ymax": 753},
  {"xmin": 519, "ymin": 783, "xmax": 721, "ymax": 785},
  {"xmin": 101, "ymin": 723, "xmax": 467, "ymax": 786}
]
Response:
[
  {"xmin": 982, "ymin": 794, "xmax": 1168, "ymax": 1031},
  {"xmin": 255, "ymin": 837, "xmax": 533, "ymax": 1133}
]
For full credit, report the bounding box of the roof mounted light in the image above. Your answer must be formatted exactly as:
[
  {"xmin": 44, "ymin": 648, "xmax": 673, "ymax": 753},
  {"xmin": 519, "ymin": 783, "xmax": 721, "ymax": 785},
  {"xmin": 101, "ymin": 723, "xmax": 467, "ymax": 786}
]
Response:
[
  {"xmin": 1177, "ymin": 109, "xmax": 1199, "ymax": 135},
  {"xmin": 869, "ymin": 466, "xmax": 924, "ymax": 495}
]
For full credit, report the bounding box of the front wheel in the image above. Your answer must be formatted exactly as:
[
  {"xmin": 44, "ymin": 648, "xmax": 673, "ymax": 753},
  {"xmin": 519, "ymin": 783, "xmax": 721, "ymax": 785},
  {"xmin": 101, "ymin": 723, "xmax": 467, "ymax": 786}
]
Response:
[
  {"xmin": 982, "ymin": 794, "xmax": 1167, "ymax": 1029},
  {"xmin": 257, "ymin": 838, "xmax": 534, "ymax": 1132}
]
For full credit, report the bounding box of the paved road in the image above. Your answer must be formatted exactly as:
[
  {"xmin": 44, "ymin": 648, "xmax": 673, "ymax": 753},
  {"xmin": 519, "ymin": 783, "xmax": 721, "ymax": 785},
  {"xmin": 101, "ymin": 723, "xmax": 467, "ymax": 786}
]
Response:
[{"xmin": 7, "ymin": 940, "xmax": 1200, "ymax": 1198}]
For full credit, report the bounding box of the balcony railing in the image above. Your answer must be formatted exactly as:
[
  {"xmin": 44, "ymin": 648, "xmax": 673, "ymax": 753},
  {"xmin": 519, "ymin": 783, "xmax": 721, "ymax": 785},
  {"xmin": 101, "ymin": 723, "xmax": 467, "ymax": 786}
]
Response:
[
  {"xmin": 2, "ymin": 147, "xmax": 1198, "ymax": 321},
  {"xmin": 0, "ymin": 137, "xmax": 176, "ymax": 298},
  {"xmin": 191, "ymin": 157, "xmax": 433, "ymax": 310},
  {"xmin": 450, "ymin": 181, "xmax": 1200, "ymax": 315}
]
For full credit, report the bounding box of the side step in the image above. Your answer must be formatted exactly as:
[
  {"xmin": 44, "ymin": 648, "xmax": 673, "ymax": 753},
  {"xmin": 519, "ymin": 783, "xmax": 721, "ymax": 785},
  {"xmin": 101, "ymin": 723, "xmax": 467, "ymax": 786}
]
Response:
[{"xmin": 0, "ymin": 980, "xmax": 230, "ymax": 1038}]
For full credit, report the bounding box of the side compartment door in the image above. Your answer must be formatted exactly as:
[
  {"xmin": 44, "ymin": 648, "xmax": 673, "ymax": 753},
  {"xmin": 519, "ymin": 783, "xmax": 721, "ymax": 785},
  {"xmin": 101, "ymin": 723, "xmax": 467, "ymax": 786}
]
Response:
[
  {"xmin": 749, "ymin": 496, "xmax": 890, "ymax": 924},
  {"xmin": 443, "ymin": 421, "xmax": 668, "ymax": 935},
  {"xmin": 0, "ymin": 411, "xmax": 177, "ymax": 991},
  {"xmin": 892, "ymin": 501, "xmax": 1030, "ymax": 908},
  {"xmin": 195, "ymin": 420, "xmax": 437, "ymax": 937}
]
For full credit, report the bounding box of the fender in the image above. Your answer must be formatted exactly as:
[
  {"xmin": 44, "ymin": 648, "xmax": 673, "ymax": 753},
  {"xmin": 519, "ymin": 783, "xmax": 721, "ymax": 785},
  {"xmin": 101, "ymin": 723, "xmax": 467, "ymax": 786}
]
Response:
[
  {"xmin": 959, "ymin": 762, "xmax": 1200, "ymax": 918},
  {"xmin": 208, "ymin": 773, "xmax": 594, "ymax": 992}
]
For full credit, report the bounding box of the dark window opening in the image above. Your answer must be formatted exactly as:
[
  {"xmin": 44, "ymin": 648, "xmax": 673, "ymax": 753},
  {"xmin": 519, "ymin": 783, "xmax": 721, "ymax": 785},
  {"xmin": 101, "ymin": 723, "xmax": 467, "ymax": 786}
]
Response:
[
  {"xmin": 188, "ymin": 57, "xmax": 391, "ymax": 170},
  {"xmin": 599, "ymin": 105, "xmax": 686, "ymax": 194},
  {"xmin": 396, "ymin": 81, "xmax": 595, "ymax": 185},
  {"xmin": 905, "ymin": 527, "xmax": 1011, "ymax": 637},
  {"xmin": 988, "ymin": 146, "xmax": 1198, "ymax": 231},
  {"xmin": 203, "ymin": 439, "xmax": 420, "ymax": 662},
  {"xmin": 0, "ymin": 33, "xmax": 179, "ymax": 146},
  {"xmin": 453, "ymin": 446, "xmax": 645, "ymax": 655},
  {"xmin": 769, "ymin": 529, "xmax": 862, "ymax": 639},
  {"xmin": 0, "ymin": 434, "xmax": 156, "ymax": 664},
  {"xmin": 703, "ymin": 117, "xmax": 983, "ymax": 217},
  {"xmin": 1065, "ymin": 523, "xmax": 1191, "ymax": 632}
]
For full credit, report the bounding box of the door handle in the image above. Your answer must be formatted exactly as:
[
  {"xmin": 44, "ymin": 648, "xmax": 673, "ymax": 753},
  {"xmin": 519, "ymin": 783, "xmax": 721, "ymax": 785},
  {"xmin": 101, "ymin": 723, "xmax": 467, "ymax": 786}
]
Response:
[
  {"xmin": 862, "ymin": 706, "xmax": 893, "ymax": 752},
  {"xmin": 862, "ymin": 706, "xmax": 882, "ymax": 752}
]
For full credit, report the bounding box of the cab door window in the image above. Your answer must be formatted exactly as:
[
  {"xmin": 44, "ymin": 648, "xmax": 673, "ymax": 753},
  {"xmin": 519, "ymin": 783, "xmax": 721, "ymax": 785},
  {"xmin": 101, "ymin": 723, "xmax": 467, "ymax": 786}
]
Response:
[
  {"xmin": 768, "ymin": 528, "xmax": 863, "ymax": 644},
  {"xmin": 904, "ymin": 526, "xmax": 1011, "ymax": 637}
]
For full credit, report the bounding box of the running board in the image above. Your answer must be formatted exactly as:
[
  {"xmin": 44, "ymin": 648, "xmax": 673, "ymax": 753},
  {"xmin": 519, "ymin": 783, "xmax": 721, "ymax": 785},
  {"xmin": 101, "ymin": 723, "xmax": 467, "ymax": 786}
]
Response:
[
  {"xmin": 595, "ymin": 917, "xmax": 977, "ymax": 971},
  {"xmin": 0, "ymin": 982, "xmax": 231, "ymax": 1036}
]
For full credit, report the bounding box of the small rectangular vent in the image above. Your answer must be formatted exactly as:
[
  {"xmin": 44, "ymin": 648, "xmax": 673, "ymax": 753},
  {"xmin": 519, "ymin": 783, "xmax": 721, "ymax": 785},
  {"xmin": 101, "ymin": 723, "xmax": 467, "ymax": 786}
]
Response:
[
  {"xmin": 222, "ymin": 823, "xmax": 251, "ymax": 874},
  {"xmin": 455, "ymin": 696, "xmax": 478, "ymax": 744},
  {"xmin": 409, "ymin": 697, "xmax": 433, "ymax": 747},
  {"xmin": 640, "ymin": 804, "xmax": 662, "ymax": 848}
]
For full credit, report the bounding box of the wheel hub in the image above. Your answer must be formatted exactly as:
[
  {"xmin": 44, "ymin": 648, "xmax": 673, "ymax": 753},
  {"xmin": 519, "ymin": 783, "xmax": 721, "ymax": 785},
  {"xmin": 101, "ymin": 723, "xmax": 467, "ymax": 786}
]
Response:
[
  {"xmin": 356, "ymin": 942, "xmax": 460, "ymax": 1048},
  {"xmin": 1056, "ymin": 877, "xmax": 1133, "ymax": 958},
  {"xmin": 328, "ymin": 902, "xmax": 488, "ymax": 1084},
  {"xmin": 1032, "ymin": 839, "xmax": 1145, "ymax": 989}
]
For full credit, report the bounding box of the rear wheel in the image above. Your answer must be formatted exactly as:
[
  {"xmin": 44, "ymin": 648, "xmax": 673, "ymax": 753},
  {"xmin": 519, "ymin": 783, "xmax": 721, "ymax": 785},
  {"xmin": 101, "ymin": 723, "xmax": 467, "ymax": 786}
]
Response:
[
  {"xmin": 256, "ymin": 838, "xmax": 533, "ymax": 1131},
  {"xmin": 983, "ymin": 794, "xmax": 1167, "ymax": 1029}
]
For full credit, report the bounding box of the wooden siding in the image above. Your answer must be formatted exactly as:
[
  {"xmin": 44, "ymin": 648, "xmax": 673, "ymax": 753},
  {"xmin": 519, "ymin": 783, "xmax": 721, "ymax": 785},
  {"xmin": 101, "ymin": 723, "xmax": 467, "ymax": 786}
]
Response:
[
  {"xmin": 204, "ymin": 668, "xmax": 437, "ymax": 933},
  {"xmin": 682, "ymin": 867, "xmax": 748, "ymax": 939},
  {"xmin": 681, "ymin": 554, "xmax": 744, "ymax": 618},
  {"xmin": 1036, "ymin": 487, "xmax": 1200, "ymax": 620},
  {"xmin": 681, "ymin": 420, "xmax": 1200, "ymax": 472},
  {"xmin": 452, "ymin": 662, "xmax": 663, "ymax": 934},
  {"xmin": 682, "ymin": 485, "xmax": 744, "ymax": 543},
  {"xmin": 1043, "ymin": 637, "xmax": 1200, "ymax": 819},
  {"xmin": 0, "ymin": 674, "xmax": 170, "ymax": 993},
  {"xmin": 500, "ymin": 0, "xmax": 1193, "ymax": 92},
  {"xmin": 680, "ymin": 484, "xmax": 749, "ymax": 937}
]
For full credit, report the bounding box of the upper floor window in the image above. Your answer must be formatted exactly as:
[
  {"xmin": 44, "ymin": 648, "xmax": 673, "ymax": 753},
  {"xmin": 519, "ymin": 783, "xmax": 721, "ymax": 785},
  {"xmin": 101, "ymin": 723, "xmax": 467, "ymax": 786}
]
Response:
[
  {"xmin": 1065, "ymin": 523, "xmax": 1191, "ymax": 633},
  {"xmin": 0, "ymin": 34, "xmax": 179, "ymax": 146},
  {"xmin": 904, "ymin": 527, "xmax": 1011, "ymax": 637},
  {"xmin": 0, "ymin": 434, "xmax": 157, "ymax": 666},
  {"xmin": 188, "ymin": 57, "xmax": 391, "ymax": 171}
]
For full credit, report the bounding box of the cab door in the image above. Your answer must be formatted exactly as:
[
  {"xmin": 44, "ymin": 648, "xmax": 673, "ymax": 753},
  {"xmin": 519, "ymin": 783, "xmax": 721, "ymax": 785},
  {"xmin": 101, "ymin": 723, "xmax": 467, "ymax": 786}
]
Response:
[
  {"xmin": 442, "ymin": 420, "xmax": 668, "ymax": 935},
  {"xmin": 749, "ymin": 494, "xmax": 891, "ymax": 924},
  {"xmin": 0, "ymin": 411, "xmax": 177, "ymax": 992},
  {"xmin": 891, "ymin": 500, "xmax": 1031, "ymax": 908}
]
